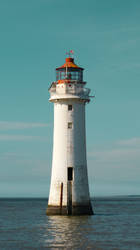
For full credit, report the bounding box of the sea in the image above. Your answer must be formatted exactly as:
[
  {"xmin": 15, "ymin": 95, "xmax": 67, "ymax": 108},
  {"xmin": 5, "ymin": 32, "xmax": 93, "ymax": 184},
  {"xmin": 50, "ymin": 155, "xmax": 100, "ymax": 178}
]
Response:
[{"xmin": 0, "ymin": 197, "xmax": 140, "ymax": 250}]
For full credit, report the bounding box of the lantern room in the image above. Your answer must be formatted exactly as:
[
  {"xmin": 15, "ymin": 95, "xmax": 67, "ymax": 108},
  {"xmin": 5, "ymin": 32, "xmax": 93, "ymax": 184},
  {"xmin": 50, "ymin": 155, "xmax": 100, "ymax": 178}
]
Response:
[{"xmin": 56, "ymin": 57, "xmax": 84, "ymax": 83}]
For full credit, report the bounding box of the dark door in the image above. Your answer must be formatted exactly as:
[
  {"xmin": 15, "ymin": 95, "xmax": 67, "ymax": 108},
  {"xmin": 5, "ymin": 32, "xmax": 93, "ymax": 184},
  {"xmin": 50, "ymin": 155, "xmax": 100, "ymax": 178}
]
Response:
[{"xmin": 67, "ymin": 167, "xmax": 73, "ymax": 215}]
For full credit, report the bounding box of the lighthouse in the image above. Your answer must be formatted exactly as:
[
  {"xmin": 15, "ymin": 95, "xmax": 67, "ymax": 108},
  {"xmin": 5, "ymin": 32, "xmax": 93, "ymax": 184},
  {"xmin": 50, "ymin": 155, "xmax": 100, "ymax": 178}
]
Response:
[{"xmin": 46, "ymin": 53, "xmax": 93, "ymax": 215}]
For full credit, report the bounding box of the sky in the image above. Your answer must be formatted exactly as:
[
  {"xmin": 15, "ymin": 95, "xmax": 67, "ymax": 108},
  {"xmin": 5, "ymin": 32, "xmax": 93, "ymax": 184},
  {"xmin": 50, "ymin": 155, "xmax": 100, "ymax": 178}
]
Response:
[{"xmin": 0, "ymin": 0, "xmax": 140, "ymax": 197}]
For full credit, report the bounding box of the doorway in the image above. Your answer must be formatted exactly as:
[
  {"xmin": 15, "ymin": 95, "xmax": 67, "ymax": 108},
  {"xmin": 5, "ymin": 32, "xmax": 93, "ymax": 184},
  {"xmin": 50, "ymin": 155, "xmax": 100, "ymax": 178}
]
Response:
[{"xmin": 67, "ymin": 167, "xmax": 73, "ymax": 215}]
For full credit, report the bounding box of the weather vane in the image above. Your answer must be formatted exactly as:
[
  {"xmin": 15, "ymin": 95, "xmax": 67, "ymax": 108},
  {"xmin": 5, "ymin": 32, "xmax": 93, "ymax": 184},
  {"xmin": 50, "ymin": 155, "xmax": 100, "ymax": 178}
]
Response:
[{"xmin": 66, "ymin": 50, "xmax": 74, "ymax": 57}]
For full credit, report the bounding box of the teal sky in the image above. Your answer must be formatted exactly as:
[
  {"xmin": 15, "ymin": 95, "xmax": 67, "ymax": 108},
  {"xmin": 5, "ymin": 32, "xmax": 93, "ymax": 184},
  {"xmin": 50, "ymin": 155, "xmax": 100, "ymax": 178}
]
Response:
[{"xmin": 0, "ymin": 0, "xmax": 140, "ymax": 197}]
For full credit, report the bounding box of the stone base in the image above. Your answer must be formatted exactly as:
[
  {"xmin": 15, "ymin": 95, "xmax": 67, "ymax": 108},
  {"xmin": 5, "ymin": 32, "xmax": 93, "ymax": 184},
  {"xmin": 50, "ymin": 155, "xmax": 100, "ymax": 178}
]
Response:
[
  {"xmin": 72, "ymin": 202, "xmax": 93, "ymax": 215},
  {"xmin": 46, "ymin": 205, "xmax": 67, "ymax": 215},
  {"xmin": 46, "ymin": 203, "xmax": 93, "ymax": 215}
]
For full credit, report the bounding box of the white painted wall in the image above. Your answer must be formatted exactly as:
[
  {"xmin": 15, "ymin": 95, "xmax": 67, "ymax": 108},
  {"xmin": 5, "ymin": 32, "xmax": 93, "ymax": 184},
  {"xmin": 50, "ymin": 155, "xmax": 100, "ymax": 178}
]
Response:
[
  {"xmin": 48, "ymin": 97, "xmax": 91, "ymax": 207},
  {"xmin": 48, "ymin": 102, "xmax": 68, "ymax": 206}
]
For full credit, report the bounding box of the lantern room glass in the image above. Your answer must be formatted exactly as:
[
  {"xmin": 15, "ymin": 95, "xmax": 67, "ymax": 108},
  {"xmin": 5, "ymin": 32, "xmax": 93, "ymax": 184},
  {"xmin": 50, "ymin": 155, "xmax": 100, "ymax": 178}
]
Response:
[{"xmin": 56, "ymin": 69, "xmax": 83, "ymax": 81}]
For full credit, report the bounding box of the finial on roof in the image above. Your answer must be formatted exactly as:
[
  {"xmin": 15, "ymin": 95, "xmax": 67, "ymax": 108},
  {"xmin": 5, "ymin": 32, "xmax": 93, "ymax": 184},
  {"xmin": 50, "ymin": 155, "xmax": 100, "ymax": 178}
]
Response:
[{"xmin": 66, "ymin": 50, "xmax": 74, "ymax": 58}]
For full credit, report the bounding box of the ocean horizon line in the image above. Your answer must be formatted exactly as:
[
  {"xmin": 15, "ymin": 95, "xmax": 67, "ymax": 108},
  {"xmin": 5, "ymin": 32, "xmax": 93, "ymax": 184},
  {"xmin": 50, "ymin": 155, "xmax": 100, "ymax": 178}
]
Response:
[{"xmin": 0, "ymin": 194, "xmax": 140, "ymax": 199}]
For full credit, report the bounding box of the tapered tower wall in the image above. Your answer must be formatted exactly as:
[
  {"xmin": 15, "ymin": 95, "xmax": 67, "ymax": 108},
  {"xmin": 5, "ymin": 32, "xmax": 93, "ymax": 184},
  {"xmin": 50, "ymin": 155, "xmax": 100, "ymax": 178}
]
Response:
[{"xmin": 48, "ymin": 100, "xmax": 91, "ymax": 208}]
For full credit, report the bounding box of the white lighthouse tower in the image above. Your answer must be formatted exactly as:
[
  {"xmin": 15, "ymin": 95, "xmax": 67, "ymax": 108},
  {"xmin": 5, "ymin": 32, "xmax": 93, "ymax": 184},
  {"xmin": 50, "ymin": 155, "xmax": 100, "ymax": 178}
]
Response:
[{"xmin": 46, "ymin": 53, "xmax": 93, "ymax": 215}]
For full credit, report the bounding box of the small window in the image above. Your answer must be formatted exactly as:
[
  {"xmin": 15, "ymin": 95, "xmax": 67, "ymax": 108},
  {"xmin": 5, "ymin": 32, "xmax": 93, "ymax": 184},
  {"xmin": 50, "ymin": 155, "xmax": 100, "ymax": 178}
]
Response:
[
  {"xmin": 68, "ymin": 105, "xmax": 72, "ymax": 111},
  {"xmin": 68, "ymin": 122, "xmax": 72, "ymax": 129},
  {"xmin": 68, "ymin": 167, "xmax": 73, "ymax": 181}
]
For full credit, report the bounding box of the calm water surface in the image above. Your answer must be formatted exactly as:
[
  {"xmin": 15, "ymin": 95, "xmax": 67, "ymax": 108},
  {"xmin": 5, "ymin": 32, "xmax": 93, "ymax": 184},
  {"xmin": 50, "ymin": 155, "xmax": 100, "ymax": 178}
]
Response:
[{"xmin": 0, "ymin": 197, "xmax": 140, "ymax": 249}]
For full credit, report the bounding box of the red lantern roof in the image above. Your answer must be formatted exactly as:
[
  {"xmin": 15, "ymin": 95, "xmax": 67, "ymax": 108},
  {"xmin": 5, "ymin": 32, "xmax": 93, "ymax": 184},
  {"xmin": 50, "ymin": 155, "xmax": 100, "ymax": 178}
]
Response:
[{"xmin": 56, "ymin": 57, "xmax": 84, "ymax": 70}]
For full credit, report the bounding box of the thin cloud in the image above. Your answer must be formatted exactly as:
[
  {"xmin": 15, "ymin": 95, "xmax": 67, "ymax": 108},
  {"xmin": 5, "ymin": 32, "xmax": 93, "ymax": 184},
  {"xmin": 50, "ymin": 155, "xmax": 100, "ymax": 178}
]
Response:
[
  {"xmin": 88, "ymin": 137, "xmax": 140, "ymax": 163},
  {"xmin": 91, "ymin": 148, "xmax": 140, "ymax": 163},
  {"xmin": 0, "ymin": 152, "xmax": 30, "ymax": 161},
  {"xmin": 87, "ymin": 137, "xmax": 140, "ymax": 187},
  {"xmin": 0, "ymin": 134, "xmax": 47, "ymax": 141},
  {"xmin": 117, "ymin": 137, "xmax": 140, "ymax": 147},
  {"xmin": 0, "ymin": 121, "xmax": 49, "ymax": 130}
]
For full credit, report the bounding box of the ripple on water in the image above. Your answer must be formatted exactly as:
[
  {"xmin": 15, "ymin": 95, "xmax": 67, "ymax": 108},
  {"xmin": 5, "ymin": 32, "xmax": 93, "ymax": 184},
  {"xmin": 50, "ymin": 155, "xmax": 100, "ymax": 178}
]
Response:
[{"xmin": 0, "ymin": 198, "xmax": 140, "ymax": 249}]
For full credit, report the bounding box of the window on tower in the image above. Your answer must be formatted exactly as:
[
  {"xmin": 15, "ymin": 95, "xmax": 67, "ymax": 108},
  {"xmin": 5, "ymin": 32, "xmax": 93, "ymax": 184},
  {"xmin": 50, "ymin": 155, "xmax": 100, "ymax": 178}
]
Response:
[
  {"xmin": 68, "ymin": 122, "xmax": 72, "ymax": 129},
  {"xmin": 68, "ymin": 105, "xmax": 72, "ymax": 111}
]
